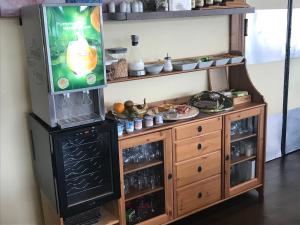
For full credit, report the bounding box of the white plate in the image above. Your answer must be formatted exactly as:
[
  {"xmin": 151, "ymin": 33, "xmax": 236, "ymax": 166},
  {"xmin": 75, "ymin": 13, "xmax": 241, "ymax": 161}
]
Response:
[{"xmin": 162, "ymin": 105, "xmax": 199, "ymax": 121}]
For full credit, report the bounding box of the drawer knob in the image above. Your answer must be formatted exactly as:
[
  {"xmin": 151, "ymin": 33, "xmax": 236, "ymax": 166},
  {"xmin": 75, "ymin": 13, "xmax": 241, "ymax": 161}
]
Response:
[
  {"xmin": 198, "ymin": 166, "xmax": 202, "ymax": 172},
  {"xmin": 225, "ymin": 155, "xmax": 230, "ymax": 161},
  {"xmin": 197, "ymin": 143, "xmax": 202, "ymax": 150},
  {"xmin": 198, "ymin": 192, "xmax": 202, "ymax": 198},
  {"xmin": 168, "ymin": 173, "xmax": 173, "ymax": 180},
  {"xmin": 198, "ymin": 126, "xmax": 203, "ymax": 132}
]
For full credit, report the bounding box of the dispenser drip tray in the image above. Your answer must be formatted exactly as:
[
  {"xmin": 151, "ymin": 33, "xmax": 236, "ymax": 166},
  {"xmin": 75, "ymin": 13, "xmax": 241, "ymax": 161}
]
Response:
[{"xmin": 58, "ymin": 113, "xmax": 102, "ymax": 129}]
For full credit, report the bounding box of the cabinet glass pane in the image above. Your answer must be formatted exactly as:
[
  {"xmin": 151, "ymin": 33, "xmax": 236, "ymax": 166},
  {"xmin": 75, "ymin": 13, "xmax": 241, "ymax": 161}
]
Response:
[
  {"xmin": 124, "ymin": 165, "xmax": 164, "ymax": 199},
  {"xmin": 231, "ymin": 160, "xmax": 256, "ymax": 187},
  {"xmin": 230, "ymin": 116, "xmax": 258, "ymax": 188},
  {"xmin": 123, "ymin": 141, "xmax": 164, "ymax": 173},
  {"xmin": 125, "ymin": 191, "xmax": 165, "ymax": 225},
  {"xmin": 122, "ymin": 141, "xmax": 165, "ymax": 224}
]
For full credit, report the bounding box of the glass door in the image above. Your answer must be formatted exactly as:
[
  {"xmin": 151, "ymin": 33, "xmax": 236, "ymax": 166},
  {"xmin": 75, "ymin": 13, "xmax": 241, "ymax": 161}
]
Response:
[
  {"xmin": 224, "ymin": 107, "xmax": 265, "ymax": 198},
  {"xmin": 118, "ymin": 130, "xmax": 173, "ymax": 225}
]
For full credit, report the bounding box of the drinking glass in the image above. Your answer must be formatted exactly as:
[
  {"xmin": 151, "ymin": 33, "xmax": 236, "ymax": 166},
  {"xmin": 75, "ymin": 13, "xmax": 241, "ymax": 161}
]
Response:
[
  {"xmin": 62, "ymin": 93, "xmax": 72, "ymax": 119},
  {"xmin": 82, "ymin": 90, "xmax": 92, "ymax": 105},
  {"xmin": 231, "ymin": 121, "xmax": 238, "ymax": 136},
  {"xmin": 124, "ymin": 177, "xmax": 130, "ymax": 194}
]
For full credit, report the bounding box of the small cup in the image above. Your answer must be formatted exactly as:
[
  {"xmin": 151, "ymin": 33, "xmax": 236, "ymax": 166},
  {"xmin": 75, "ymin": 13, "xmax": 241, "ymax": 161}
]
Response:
[
  {"xmin": 117, "ymin": 123, "xmax": 124, "ymax": 137},
  {"xmin": 144, "ymin": 116, "xmax": 154, "ymax": 128},
  {"xmin": 134, "ymin": 118, "xmax": 143, "ymax": 130},
  {"xmin": 155, "ymin": 114, "xmax": 163, "ymax": 125},
  {"xmin": 125, "ymin": 120, "xmax": 134, "ymax": 133}
]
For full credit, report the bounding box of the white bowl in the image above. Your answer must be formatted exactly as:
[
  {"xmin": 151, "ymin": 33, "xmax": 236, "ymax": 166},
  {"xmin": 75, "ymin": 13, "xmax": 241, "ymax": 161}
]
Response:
[
  {"xmin": 145, "ymin": 64, "xmax": 164, "ymax": 75},
  {"xmin": 198, "ymin": 60, "xmax": 214, "ymax": 69}
]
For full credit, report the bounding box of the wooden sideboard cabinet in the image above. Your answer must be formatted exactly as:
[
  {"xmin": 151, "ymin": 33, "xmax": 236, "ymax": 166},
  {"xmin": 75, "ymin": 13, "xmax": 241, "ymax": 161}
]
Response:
[{"xmin": 117, "ymin": 104, "xmax": 266, "ymax": 225}]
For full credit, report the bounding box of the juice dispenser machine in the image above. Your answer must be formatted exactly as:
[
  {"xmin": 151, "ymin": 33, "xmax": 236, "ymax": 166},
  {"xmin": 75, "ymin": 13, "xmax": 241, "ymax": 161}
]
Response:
[
  {"xmin": 22, "ymin": 3, "xmax": 107, "ymax": 128},
  {"xmin": 22, "ymin": 4, "xmax": 121, "ymax": 224}
]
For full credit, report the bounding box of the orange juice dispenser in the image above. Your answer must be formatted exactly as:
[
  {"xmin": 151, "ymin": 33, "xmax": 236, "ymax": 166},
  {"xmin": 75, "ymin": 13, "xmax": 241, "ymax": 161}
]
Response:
[{"xmin": 22, "ymin": 4, "xmax": 106, "ymax": 128}]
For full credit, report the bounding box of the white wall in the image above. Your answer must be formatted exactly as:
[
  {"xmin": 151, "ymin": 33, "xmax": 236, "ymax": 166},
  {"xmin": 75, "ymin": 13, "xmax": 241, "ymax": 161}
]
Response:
[
  {"xmin": 0, "ymin": 19, "xmax": 43, "ymax": 225},
  {"xmin": 103, "ymin": 16, "xmax": 228, "ymax": 107},
  {"xmin": 0, "ymin": 1, "xmax": 300, "ymax": 224}
]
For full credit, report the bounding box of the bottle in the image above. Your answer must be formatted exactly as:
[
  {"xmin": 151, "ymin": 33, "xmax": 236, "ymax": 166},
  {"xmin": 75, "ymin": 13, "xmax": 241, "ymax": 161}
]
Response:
[
  {"xmin": 192, "ymin": 0, "xmax": 196, "ymax": 9},
  {"xmin": 163, "ymin": 54, "xmax": 173, "ymax": 72},
  {"xmin": 120, "ymin": 1, "xmax": 127, "ymax": 13},
  {"xmin": 131, "ymin": 0, "xmax": 139, "ymax": 12},
  {"xmin": 128, "ymin": 35, "xmax": 145, "ymax": 76},
  {"xmin": 108, "ymin": 1, "xmax": 116, "ymax": 13},
  {"xmin": 126, "ymin": 1, "xmax": 131, "ymax": 13},
  {"xmin": 138, "ymin": 1, "xmax": 144, "ymax": 12}
]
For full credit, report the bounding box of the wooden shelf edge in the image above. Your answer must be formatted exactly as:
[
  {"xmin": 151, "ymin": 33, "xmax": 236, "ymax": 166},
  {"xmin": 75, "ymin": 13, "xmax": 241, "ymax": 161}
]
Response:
[
  {"xmin": 231, "ymin": 155, "xmax": 256, "ymax": 166},
  {"xmin": 125, "ymin": 187, "xmax": 164, "ymax": 202},
  {"xmin": 231, "ymin": 133, "xmax": 257, "ymax": 143},
  {"xmin": 124, "ymin": 160, "xmax": 163, "ymax": 175},
  {"xmin": 95, "ymin": 207, "xmax": 119, "ymax": 225},
  {"xmin": 108, "ymin": 62, "xmax": 244, "ymax": 84},
  {"xmin": 103, "ymin": 7, "xmax": 255, "ymax": 21}
]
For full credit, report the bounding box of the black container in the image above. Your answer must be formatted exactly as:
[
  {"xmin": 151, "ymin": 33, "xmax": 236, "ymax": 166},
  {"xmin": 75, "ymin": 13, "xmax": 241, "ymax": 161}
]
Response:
[{"xmin": 29, "ymin": 114, "xmax": 120, "ymax": 219}]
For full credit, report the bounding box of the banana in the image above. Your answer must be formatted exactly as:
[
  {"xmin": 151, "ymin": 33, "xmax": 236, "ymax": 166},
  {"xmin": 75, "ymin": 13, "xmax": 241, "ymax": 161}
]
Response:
[{"xmin": 132, "ymin": 98, "xmax": 148, "ymax": 115}]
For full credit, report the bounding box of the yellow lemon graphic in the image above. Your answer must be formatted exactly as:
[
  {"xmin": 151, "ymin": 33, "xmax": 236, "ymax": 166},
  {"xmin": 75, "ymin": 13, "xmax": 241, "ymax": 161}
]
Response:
[
  {"xmin": 90, "ymin": 7, "xmax": 101, "ymax": 32},
  {"xmin": 66, "ymin": 37, "xmax": 98, "ymax": 78}
]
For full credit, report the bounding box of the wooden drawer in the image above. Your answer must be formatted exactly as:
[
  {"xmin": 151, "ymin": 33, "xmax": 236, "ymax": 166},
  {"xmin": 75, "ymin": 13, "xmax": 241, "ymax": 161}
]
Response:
[
  {"xmin": 177, "ymin": 174, "xmax": 221, "ymax": 216},
  {"xmin": 175, "ymin": 131, "xmax": 221, "ymax": 162},
  {"xmin": 175, "ymin": 151, "xmax": 221, "ymax": 187},
  {"xmin": 173, "ymin": 117, "xmax": 222, "ymax": 141}
]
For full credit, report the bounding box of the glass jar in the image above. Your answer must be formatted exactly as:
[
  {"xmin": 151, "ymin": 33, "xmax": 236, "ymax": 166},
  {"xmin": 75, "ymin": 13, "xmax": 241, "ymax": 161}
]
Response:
[
  {"xmin": 206, "ymin": 0, "xmax": 214, "ymax": 6},
  {"xmin": 214, "ymin": 0, "xmax": 223, "ymax": 4},
  {"xmin": 128, "ymin": 35, "xmax": 145, "ymax": 72},
  {"xmin": 196, "ymin": 0, "xmax": 205, "ymax": 7},
  {"xmin": 155, "ymin": 0, "xmax": 169, "ymax": 11}
]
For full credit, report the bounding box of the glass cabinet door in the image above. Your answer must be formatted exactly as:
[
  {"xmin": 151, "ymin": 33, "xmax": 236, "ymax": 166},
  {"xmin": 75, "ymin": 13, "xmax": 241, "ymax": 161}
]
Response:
[
  {"xmin": 119, "ymin": 131, "xmax": 173, "ymax": 225},
  {"xmin": 225, "ymin": 107, "xmax": 265, "ymax": 197}
]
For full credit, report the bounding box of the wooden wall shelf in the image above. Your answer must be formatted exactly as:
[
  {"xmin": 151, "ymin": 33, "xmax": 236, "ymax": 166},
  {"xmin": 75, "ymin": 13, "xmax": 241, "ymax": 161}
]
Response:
[
  {"xmin": 108, "ymin": 62, "xmax": 244, "ymax": 84},
  {"xmin": 103, "ymin": 7, "xmax": 255, "ymax": 21}
]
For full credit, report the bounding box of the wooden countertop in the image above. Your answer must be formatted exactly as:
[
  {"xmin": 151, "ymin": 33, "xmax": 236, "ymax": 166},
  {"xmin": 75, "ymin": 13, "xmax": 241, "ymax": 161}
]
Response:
[{"xmin": 117, "ymin": 102, "xmax": 266, "ymax": 140}]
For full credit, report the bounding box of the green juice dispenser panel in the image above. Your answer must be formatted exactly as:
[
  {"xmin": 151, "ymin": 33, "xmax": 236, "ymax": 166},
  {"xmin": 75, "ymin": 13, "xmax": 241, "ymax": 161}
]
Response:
[{"xmin": 22, "ymin": 4, "xmax": 106, "ymax": 128}]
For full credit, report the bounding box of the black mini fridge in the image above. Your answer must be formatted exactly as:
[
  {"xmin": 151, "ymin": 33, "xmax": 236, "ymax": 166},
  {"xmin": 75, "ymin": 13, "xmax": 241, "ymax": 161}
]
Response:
[{"xmin": 29, "ymin": 114, "xmax": 120, "ymax": 222}]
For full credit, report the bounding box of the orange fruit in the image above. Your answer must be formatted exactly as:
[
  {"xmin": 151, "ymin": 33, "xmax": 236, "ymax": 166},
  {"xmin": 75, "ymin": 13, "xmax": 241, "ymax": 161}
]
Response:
[
  {"xmin": 114, "ymin": 103, "xmax": 125, "ymax": 114},
  {"xmin": 90, "ymin": 6, "xmax": 101, "ymax": 32}
]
